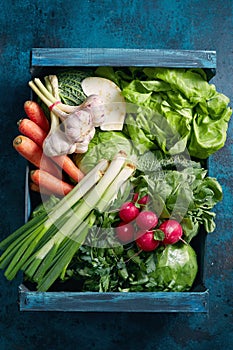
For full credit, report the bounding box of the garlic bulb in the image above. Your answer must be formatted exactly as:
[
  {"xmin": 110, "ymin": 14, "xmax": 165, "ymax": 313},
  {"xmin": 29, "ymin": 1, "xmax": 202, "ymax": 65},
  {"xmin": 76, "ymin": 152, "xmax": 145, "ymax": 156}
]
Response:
[
  {"xmin": 43, "ymin": 127, "xmax": 77, "ymax": 157},
  {"xmin": 83, "ymin": 95, "xmax": 105, "ymax": 127},
  {"xmin": 64, "ymin": 109, "xmax": 93, "ymax": 143}
]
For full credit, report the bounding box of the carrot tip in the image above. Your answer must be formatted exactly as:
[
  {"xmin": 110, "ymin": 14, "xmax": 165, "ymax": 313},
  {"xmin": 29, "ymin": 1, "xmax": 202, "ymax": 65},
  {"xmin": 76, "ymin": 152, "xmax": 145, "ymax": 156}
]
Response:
[
  {"xmin": 13, "ymin": 136, "xmax": 23, "ymax": 146},
  {"xmin": 17, "ymin": 118, "xmax": 24, "ymax": 126}
]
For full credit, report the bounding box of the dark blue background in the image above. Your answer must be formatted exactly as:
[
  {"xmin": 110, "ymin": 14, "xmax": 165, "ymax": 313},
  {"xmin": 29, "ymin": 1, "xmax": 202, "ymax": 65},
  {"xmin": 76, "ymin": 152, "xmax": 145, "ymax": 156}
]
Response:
[{"xmin": 0, "ymin": 1, "xmax": 232, "ymax": 349}]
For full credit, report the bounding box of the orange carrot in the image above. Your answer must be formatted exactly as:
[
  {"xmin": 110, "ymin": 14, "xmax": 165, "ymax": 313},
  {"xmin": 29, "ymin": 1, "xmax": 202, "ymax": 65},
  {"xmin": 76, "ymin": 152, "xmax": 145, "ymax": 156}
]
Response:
[
  {"xmin": 52, "ymin": 155, "xmax": 85, "ymax": 183},
  {"xmin": 13, "ymin": 135, "xmax": 61, "ymax": 178},
  {"xmin": 18, "ymin": 115, "xmax": 84, "ymax": 183},
  {"xmin": 24, "ymin": 100, "xmax": 50, "ymax": 133},
  {"xmin": 18, "ymin": 118, "xmax": 47, "ymax": 147},
  {"xmin": 30, "ymin": 182, "xmax": 55, "ymax": 196},
  {"xmin": 30, "ymin": 169, "xmax": 74, "ymax": 196}
]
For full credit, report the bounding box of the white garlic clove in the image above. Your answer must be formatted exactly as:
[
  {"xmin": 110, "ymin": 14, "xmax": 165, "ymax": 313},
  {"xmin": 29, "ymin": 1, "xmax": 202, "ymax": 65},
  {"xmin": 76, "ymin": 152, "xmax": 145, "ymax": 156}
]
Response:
[
  {"xmin": 83, "ymin": 95, "xmax": 105, "ymax": 127},
  {"xmin": 64, "ymin": 109, "xmax": 93, "ymax": 143},
  {"xmin": 43, "ymin": 127, "xmax": 75, "ymax": 157}
]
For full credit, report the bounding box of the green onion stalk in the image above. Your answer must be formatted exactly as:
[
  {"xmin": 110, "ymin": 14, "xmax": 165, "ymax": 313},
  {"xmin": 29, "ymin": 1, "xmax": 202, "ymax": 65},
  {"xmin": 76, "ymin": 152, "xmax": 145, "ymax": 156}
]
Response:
[
  {"xmin": 29, "ymin": 77, "xmax": 81, "ymax": 120},
  {"xmin": 0, "ymin": 152, "xmax": 135, "ymax": 291},
  {"xmin": 0, "ymin": 159, "xmax": 108, "ymax": 281}
]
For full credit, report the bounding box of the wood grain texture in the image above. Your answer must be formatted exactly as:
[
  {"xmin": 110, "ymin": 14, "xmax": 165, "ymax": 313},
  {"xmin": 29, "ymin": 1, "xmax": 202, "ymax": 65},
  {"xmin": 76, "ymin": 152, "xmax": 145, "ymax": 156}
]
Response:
[
  {"xmin": 31, "ymin": 48, "xmax": 216, "ymax": 68},
  {"xmin": 18, "ymin": 284, "xmax": 209, "ymax": 313}
]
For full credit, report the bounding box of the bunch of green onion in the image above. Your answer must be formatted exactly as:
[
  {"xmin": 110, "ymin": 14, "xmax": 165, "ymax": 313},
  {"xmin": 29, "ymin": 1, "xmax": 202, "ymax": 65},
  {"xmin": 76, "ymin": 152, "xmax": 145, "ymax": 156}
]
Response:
[{"xmin": 0, "ymin": 152, "xmax": 135, "ymax": 291}]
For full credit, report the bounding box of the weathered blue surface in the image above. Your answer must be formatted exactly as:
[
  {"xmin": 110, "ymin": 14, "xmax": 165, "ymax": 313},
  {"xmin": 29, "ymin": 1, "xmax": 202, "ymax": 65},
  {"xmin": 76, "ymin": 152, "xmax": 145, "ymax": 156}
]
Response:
[
  {"xmin": 18, "ymin": 284, "xmax": 209, "ymax": 313},
  {"xmin": 0, "ymin": 0, "xmax": 232, "ymax": 349},
  {"xmin": 30, "ymin": 47, "xmax": 216, "ymax": 67}
]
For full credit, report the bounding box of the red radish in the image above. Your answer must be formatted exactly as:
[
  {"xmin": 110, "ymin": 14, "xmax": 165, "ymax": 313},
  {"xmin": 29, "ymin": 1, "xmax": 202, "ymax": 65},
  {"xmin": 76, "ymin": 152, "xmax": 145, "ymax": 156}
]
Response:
[
  {"xmin": 136, "ymin": 230, "xmax": 160, "ymax": 252},
  {"xmin": 115, "ymin": 222, "xmax": 134, "ymax": 244},
  {"xmin": 133, "ymin": 193, "xmax": 149, "ymax": 206},
  {"xmin": 24, "ymin": 100, "xmax": 50, "ymax": 133},
  {"xmin": 136, "ymin": 211, "xmax": 158, "ymax": 230},
  {"xmin": 30, "ymin": 169, "xmax": 74, "ymax": 196},
  {"xmin": 119, "ymin": 201, "xmax": 140, "ymax": 223},
  {"xmin": 159, "ymin": 219, "xmax": 183, "ymax": 245}
]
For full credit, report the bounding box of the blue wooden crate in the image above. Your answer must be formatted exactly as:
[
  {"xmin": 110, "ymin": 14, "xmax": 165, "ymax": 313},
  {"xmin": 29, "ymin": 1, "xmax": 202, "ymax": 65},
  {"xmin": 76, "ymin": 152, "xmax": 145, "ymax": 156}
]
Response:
[{"xmin": 19, "ymin": 48, "xmax": 216, "ymax": 313}]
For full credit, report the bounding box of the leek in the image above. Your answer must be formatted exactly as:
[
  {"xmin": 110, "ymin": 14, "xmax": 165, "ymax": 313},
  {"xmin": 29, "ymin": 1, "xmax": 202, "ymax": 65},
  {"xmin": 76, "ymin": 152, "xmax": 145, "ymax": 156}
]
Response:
[
  {"xmin": 0, "ymin": 159, "xmax": 108, "ymax": 280},
  {"xmin": 35, "ymin": 157, "xmax": 135, "ymax": 291},
  {"xmin": 0, "ymin": 152, "xmax": 136, "ymax": 291},
  {"xmin": 96, "ymin": 162, "xmax": 136, "ymax": 213},
  {"xmin": 23, "ymin": 151, "xmax": 128, "ymax": 282}
]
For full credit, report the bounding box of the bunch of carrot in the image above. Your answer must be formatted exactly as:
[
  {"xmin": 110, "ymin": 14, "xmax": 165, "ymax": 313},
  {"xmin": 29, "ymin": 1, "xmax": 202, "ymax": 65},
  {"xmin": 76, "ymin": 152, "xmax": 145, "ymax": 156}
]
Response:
[{"xmin": 14, "ymin": 100, "xmax": 85, "ymax": 197}]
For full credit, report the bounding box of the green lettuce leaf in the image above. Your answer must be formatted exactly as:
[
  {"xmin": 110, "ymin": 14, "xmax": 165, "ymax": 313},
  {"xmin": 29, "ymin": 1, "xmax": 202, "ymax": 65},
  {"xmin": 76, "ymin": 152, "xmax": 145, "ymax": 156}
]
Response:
[
  {"xmin": 143, "ymin": 67, "xmax": 216, "ymax": 102},
  {"xmin": 120, "ymin": 67, "xmax": 232, "ymax": 158},
  {"xmin": 188, "ymin": 107, "xmax": 232, "ymax": 158},
  {"xmin": 125, "ymin": 114, "xmax": 155, "ymax": 154},
  {"xmin": 138, "ymin": 151, "xmax": 223, "ymax": 241},
  {"xmin": 148, "ymin": 243, "xmax": 198, "ymax": 292},
  {"xmin": 74, "ymin": 130, "xmax": 136, "ymax": 174}
]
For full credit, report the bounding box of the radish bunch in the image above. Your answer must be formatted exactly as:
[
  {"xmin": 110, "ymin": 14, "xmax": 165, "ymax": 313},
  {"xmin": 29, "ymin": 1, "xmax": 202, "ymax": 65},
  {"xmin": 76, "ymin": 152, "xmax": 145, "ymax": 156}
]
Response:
[{"xmin": 115, "ymin": 193, "xmax": 184, "ymax": 251}]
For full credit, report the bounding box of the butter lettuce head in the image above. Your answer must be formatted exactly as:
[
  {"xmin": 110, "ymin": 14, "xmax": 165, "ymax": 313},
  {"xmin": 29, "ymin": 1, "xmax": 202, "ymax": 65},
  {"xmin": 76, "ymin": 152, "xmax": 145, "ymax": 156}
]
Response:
[
  {"xmin": 117, "ymin": 67, "xmax": 232, "ymax": 159},
  {"xmin": 150, "ymin": 243, "xmax": 198, "ymax": 292}
]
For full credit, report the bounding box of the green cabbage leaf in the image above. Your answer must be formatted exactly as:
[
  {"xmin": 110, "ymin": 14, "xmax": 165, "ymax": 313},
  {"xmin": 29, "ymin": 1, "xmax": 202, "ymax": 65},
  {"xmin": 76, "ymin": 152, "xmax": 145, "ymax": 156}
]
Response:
[
  {"xmin": 147, "ymin": 243, "xmax": 198, "ymax": 292},
  {"xmin": 57, "ymin": 68, "xmax": 94, "ymax": 105},
  {"xmin": 74, "ymin": 130, "xmax": 136, "ymax": 174}
]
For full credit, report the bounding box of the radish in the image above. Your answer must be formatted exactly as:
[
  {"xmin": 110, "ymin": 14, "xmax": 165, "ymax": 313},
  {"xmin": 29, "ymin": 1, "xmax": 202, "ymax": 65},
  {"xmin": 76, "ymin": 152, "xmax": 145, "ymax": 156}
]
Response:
[
  {"xmin": 136, "ymin": 211, "xmax": 158, "ymax": 230},
  {"xmin": 115, "ymin": 222, "xmax": 134, "ymax": 244},
  {"xmin": 119, "ymin": 201, "xmax": 140, "ymax": 223},
  {"xmin": 133, "ymin": 193, "xmax": 149, "ymax": 206},
  {"xmin": 159, "ymin": 219, "xmax": 183, "ymax": 245},
  {"xmin": 136, "ymin": 230, "xmax": 160, "ymax": 252},
  {"xmin": 81, "ymin": 77, "xmax": 126, "ymax": 131}
]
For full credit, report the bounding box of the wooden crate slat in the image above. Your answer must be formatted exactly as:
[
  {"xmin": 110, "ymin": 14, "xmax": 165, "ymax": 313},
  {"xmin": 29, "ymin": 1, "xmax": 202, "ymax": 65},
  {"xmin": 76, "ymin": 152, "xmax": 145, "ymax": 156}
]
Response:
[
  {"xmin": 18, "ymin": 284, "xmax": 209, "ymax": 313},
  {"xmin": 31, "ymin": 48, "xmax": 216, "ymax": 68}
]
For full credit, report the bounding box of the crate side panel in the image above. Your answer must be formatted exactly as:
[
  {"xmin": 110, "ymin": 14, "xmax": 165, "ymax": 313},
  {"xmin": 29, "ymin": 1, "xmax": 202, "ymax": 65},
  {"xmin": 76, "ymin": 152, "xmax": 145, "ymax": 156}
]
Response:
[
  {"xmin": 31, "ymin": 48, "xmax": 216, "ymax": 68},
  {"xmin": 18, "ymin": 285, "xmax": 209, "ymax": 313}
]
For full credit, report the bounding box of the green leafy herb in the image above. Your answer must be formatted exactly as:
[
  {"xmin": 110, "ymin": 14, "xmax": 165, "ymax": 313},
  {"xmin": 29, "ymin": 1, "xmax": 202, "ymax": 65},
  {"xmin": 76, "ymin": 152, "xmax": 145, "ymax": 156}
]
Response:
[
  {"xmin": 31, "ymin": 195, "xmax": 60, "ymax": 218},
  {"xmin": 136, "ymin": 151, "xmax": 223, "ymax": 241},
  {"xmin": 67, "ymin": 241, "xmax": 197, "ymax": 293}
]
